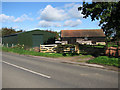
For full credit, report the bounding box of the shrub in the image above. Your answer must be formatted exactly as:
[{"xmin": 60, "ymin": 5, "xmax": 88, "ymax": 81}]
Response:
[
  {"xmin": 98, "ymin": 43, "xmax": 101, "ymax": 46},
  {"xmin": 56, "ymin": 44, "xmax": 75, "ymax": 53},
  {"xmin": 112, "ymin": 45, "xmax": 118, "ymax": 47},
  {"xmin": 92, "ymin": 50, "xmax": 101, "ymax": 57},
  {"xmin": 62, "ymin": 53, "xmax": 67, "ymax": 56},
  {"xmin": 12, "ymin": 44, "xmax": 25, "ymax": 49}
]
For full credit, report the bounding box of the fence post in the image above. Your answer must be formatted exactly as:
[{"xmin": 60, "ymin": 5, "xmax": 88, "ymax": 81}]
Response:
[
  {"xmin": 75, "ymin": 43, "xmax": 80, "ymax": 54},
  {"xmin": 116, "ymin": 41, "xmax": 119, "ymax": 58},
  {"xmin": 6, "ymin": 43, "xmax": 8, "ymax": 47},
  {"xmin": 40, "ymin": 44, "xmax": 41, "ymax": 52},
  {"xmin": 22, "ymin": 44, "xmax": 24, "ymax": 49},
  {"xmin": 12, "ymin": 44, "xmax": 14, "ymax": 48},
  {"xmin": 109, "ymin": 48, "xmax": 110, "ymax": 57}
]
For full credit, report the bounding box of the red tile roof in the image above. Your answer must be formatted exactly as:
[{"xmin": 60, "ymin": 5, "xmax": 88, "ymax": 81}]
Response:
[{"xmin": 61, "ymin": 29, "xmax": 106, "ymax": 37}]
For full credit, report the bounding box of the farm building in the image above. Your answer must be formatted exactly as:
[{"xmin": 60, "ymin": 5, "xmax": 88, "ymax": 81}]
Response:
[
  {"xmin": 2, "ymin": 30, "xmax": 57, "ymax": 48},
  {"xmin": 61, "ymin": 29, "xmax": 106, "ymax": 45}
]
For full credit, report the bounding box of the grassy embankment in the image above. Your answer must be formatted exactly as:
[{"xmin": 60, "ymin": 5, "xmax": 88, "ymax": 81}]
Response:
[
  {"xmin": 87, "ymin": 56, "xmax": 119, "ymax": 67},
  {"xmin": 79, "ymin": 44, "xmax": 119, "ymax": 67}
]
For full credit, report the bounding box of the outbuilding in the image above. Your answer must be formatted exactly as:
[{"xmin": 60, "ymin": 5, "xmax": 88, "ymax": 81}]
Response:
[
  {"xmin": 2, "ymin": 30, "xmax": 57, "ymax": 48},
  {"xmin": 61, "ymin": 29, "xmax": 106, "ymax": 45}
]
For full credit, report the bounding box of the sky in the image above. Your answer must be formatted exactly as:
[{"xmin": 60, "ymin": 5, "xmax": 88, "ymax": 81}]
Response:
[{"xmin": 1, "ymin": 2, "xmax": 101, "ymax": 32}]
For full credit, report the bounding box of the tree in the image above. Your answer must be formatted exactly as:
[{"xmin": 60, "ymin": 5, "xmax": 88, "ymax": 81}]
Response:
[
  {"xmin": 78, "ymin": 1, "xmax": 120, "ymax": 41},
  {"xmin": 1, "ymin": 27, "xmax": 23, "ymax": 37}
]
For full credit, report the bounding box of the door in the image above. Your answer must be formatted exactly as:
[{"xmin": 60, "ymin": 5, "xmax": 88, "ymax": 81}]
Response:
[{"xmin": 32, "ymin": 34, "xmax": 43, "ymax": 47}]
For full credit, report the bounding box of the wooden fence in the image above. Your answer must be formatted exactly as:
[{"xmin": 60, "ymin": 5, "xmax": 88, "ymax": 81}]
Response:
[
  {"xmin": 40, "ymin": 44, "xmax": 57, "ymax": 53},
  {"xmin": 40, "ymin": 44, "xmax": 76, "ymax": 53}
]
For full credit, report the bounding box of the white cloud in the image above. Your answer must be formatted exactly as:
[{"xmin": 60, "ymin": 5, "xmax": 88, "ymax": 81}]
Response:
[
  {"xmin": 0, "ymin": 14, "xmax": 15, "ymax": 22},
  {"xmin": 38, "ymin": 20, "xmax": 61, "ymax": 27},
  {"xmin": 37, "ymin": 3, "xmax": 84, "ymax": 28},
  {"xmin": 64, "ymin": 19, "xmax": 82, "ymax": 27},
  {"xmin": 64, "ymin": 3, "xmax": 76, "ymax": 8},
  {"xmin": 37, "ymin": 3, "xmax": 83, "ymax": 21},
  {"xmin": 37, "ymin": 8, "xmax": 44, "ymax": 15},
  {"xmin": 14, "ymin": 14, "xmax": 33, "ymax": 22},
  {"xmin": 67, "ymin": 4, "xmax": 84, "ymax": 19},
  {"xmin": 39, "ymin": 5, "xmax": 69, "ymax": 21},
  {"xmin": 0, "ymin": 14, "xmax": 33, "ymax": 23},
  {"xmin": 38, "ymin": 20, "xmax": 51, "ymax": 27}
]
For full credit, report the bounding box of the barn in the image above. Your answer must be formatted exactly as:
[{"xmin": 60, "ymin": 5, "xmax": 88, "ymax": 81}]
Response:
[
  {"xmin": 2, "ymin": 30, "xmax": 57, "ymax": 48},
  {"xmin": 61, "ymin": 29, "xmax": 106, "ymax": 45}
]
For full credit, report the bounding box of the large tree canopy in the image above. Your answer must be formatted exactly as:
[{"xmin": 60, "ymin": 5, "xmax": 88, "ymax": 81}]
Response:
[{"xmin": 78, "ymin": 2, "xmax": 120, "ymax": 40}]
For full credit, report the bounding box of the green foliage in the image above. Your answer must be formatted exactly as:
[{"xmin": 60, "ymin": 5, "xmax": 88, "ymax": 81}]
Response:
[
  {"xmin": 93, "ymin": 45, "xmax": 105, "ymax": 48},
  {"xmin": 98, "ymin": 43, "xmax": 102, "ymax": 46},
  {"xmin": 79, "ymin": 50, "xmax": 88, "ymax": 55},
  {"xmin": 44, "ymin": 37, "xmax": 56, "ymax": 44},
  {"xmin": 1, "ymin": 27, "xmax": 23, "ymax": 37},
  {"xmin": 78, "ymin": 2, "xmax": 120, "ymax": 40},
  {"xmin": 12, "ymin": 44, "xmax": 25, "ymax": 49},
  {"xmin": 56, "ymin": 44, "xmax": 79, "ymax": 56},
  {"xmin": 87, "ymin": 56, "xmax": 119, "ymax": 67},
  {"xmin": 79, "ymin": 44, "xmax": 105, "ymax": 49},
  {"xmin": 107, "ymin": 43, "xmax": 118, "ymax": 47},
  {"xmin": 112, "ymin": 45, "xmax": 118, "ymax": 47},
  {"xmin": 79, "ymin": 44, "xmax": 105, "ymax": 57},
  {"xmin": 56, "ymin": 44, "xmax": 75, "ymax": 53},
  {"xmin": 62, "ymin": 53, "xmax": 67, "ymax": 56}
]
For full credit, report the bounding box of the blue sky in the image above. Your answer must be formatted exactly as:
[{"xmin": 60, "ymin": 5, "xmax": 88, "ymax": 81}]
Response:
[{"xmin": 1, "ymin": 2, "xmax": 101, "ymax": 32}]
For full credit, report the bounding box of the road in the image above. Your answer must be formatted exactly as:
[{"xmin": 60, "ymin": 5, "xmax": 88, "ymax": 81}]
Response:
[{"xmin": 2, "ymin": 52, "xmax": 118, "ymax": 88}]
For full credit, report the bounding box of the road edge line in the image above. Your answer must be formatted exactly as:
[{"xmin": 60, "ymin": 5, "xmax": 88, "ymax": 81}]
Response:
[{"xmin": 2, "ymin": 61, "xmax": 51, "ymax": 79}]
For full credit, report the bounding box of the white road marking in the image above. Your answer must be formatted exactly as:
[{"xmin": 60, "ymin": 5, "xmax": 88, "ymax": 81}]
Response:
[
  {"xmin": 2, "ymin": 61, "xmax": 51, "ymax": 79},
  {"xmin": 84, "ymin": 63, "xmax": 104, "ymax": 68}
]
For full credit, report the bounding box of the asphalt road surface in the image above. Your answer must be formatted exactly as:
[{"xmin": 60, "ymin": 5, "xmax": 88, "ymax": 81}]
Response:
[{"xmin": 2, "ymin": 52, "xmax": 118, "ymax": 88}]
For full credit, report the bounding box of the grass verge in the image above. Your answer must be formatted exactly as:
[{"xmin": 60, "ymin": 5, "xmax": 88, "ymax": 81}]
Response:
[
  {"xmin": 87, "ymin": 56, "xmax": 119, "ymax": 67},
  {"xmin": 2, "ymin": 46, "xmax": 79, "ymax": 58},
  {"xmin": 2, "ymin": 47, "xmax": 64, "ymax": 58},
  {"xmin": 79, "ymin": 54, "xmax": 93, "ymax": 59}
]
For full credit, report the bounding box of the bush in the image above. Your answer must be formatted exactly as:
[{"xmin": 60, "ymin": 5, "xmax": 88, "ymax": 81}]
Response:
[
  {"xmin": 107, "ymin": 44, "xmax": 118, "ymax": 48},
  {"xmin": 56, "ymin": 44, "xmax": 75, "ymax": 53},
  {"xmin": 98, "ymin": 43, "xmax": 101, "ymax": 46},
  {"xmin": 92, "ymin": 50, "xmax": 101, "ymax": 57},
  {"xmin": 87, "ymin": 56, "xmax": 119, "ymax": 67},
  {"xmin": 112, "ymin": 45, "xmax": 118, "ymax": 47},
  {"xmin": 62, "ymin": 53, "xmax": 67, "ymax": 56},
  {"xmin": 79, "ymin": 51, "xmax": 87, "ymax": 55},
  {"xmin": 12, "ymin": 44, "xmax": 25, "ymax": 49}
]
